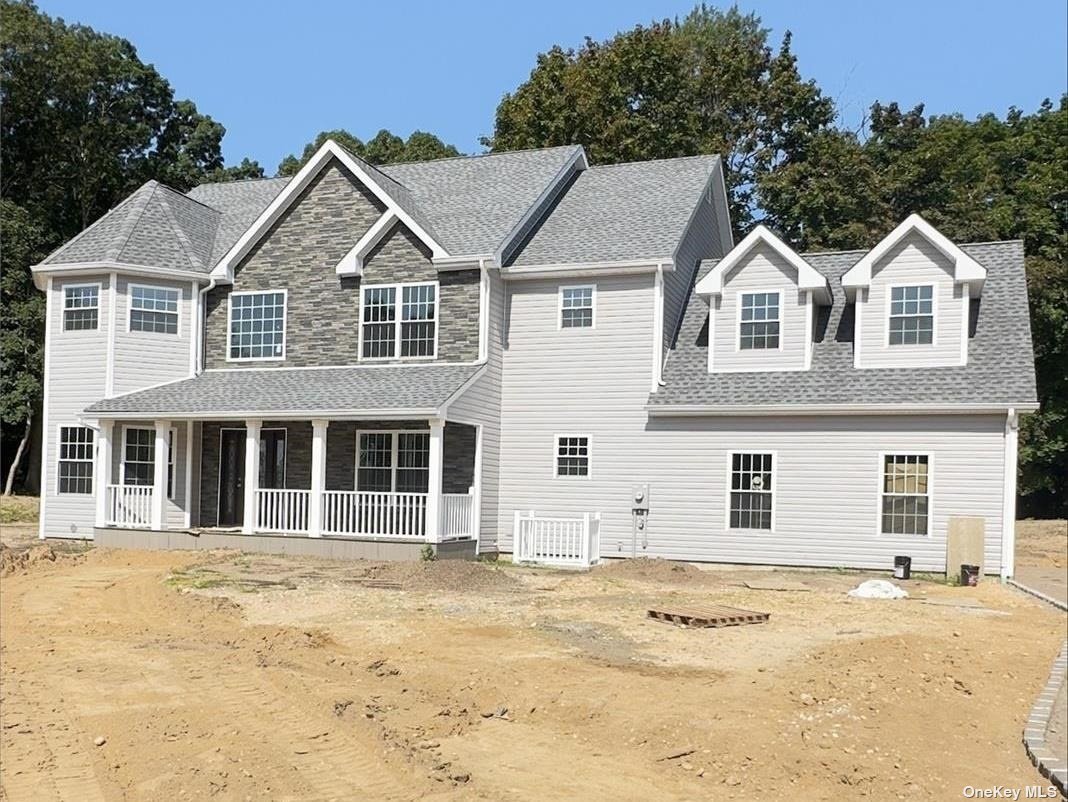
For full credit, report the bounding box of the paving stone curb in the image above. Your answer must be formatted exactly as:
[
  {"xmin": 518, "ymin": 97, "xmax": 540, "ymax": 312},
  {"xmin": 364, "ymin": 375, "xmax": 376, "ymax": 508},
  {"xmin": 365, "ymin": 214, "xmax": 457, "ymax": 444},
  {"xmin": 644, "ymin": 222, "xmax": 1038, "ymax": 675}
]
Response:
[
  {"xmin": 1022, "ymin": 639, "xmax": 1067, "ymax": 797},
  {"xmin": 1008, "ymin": 578, "xmax": 1068, "ymax": 612}
]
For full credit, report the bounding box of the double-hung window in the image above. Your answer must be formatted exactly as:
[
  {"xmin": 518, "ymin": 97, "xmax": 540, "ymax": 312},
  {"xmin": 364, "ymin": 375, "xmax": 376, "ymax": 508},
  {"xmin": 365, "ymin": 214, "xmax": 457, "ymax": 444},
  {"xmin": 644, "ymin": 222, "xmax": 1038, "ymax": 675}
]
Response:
[
  {"xmin": 356, "ymin": 431, "xmax": 430, "ymax": 493},
  {"xmin": 555, "ymin": 436, "xmax": 590, "ymax": 477},
  {"xmin": 63, "ymin": 285, "xmax": 99, "ymax": 331},
  {"xmin": 122, "ymin": 428, "xmax": 175, "ymax": 498},
  {"xmin": 881, "ymin": 454, "xmax": 930, "ymax": 535},
  {"xmin": 360, "ymin": 282, "xmax": 437, "ymax": 359},
  {"xmin": 729, "ymin": 452, "xmax": 773, "ymax": 530},
  {"xmin": 888, "ymin": 285, "xmax": 933, "ymax": 345},
  {"xmin": 739, "ymin": 292, "xmax": 780, "ymax": 350},
  {"xmin": 559, "ymin": 285, "xmax": 595, "ymax": 328},
  {"xmin": 228, "ymin": 290, "xmax": 286, "ymax": 360},
  {"xmin": 130, "ymin": 285, "xmax": 179, "ymax": 334},
  {"xmin": 57, "ymin": 426, "xmax": 94, "ymax": 494}
]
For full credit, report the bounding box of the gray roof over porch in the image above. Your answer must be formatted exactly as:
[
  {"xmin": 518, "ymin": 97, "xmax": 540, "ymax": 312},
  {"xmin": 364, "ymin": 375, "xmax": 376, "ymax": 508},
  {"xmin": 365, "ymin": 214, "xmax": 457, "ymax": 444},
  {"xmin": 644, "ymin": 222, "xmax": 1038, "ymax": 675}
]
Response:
[{"xmin": 84, "ymin": 364, "xmax": 483, "ymax": 418}]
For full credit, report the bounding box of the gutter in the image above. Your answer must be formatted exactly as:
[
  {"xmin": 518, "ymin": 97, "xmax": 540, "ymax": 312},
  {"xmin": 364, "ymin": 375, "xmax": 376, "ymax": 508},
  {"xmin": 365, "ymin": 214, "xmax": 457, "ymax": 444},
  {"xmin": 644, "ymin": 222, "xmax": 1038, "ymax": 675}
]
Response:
[
  {"xmin": 195, "ymin": 276, "xmax": 217, "ymax": 375},
  {"xmin": 645, "ymin": 402, "xmax": 1041, "ymax": 417}
]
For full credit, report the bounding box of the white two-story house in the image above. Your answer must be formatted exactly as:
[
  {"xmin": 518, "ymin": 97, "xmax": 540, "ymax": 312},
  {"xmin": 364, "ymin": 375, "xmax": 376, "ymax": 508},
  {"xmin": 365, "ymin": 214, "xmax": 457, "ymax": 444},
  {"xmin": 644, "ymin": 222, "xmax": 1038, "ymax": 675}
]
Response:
[{"xmin": 31, "ymin": 140, "xmax": 1037, "ymax": 576}]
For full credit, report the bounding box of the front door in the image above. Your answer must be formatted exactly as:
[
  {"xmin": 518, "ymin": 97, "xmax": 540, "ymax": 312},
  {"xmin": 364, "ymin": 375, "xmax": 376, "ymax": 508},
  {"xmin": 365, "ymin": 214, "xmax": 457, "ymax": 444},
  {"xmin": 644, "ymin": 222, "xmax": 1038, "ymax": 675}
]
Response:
[
  {"xmin": 218, "ymin": 429, "xmax": 245, "ymax": 526},
  {"xmin": 218, "ymin": 428, "xmax": 288, "ymax": 527}
]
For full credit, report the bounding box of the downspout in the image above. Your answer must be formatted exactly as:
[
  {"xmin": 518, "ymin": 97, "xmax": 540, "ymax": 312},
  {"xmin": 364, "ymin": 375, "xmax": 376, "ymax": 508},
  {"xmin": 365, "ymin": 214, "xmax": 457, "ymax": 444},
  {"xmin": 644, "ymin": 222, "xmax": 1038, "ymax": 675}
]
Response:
[
  {"xmin": 195, "ymin": 277, "xmax": 217, "ymax": 375},
  {"xmin": 652, "ymin": 262, "xmax": 668, "ymax": 390}
]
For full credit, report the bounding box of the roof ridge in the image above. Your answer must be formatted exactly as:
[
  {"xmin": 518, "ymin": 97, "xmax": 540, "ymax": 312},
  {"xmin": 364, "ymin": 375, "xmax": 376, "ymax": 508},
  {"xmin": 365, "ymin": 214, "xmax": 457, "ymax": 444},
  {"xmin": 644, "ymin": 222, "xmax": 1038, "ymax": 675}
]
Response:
[
  {"xmin": 152, "ymin": 191, "xmax": 207, "ymax": 271},
  {"xmin": 108, "ymin": 181, "xmax": 159, "ymax": 262},
  {"xmin": 37, "ymin": 184, "xmax": 149, "ymax": 264},
  {"xmin": 187, "ymin": 175, "xmax": 291, "ymax": 194},
  {"xmin": 382, "ymin": 143, "xmax": 582, "ymax": 168},
  {"xmin": 586, "ymin": 153, "xmax": 720, "ymax": 171}
]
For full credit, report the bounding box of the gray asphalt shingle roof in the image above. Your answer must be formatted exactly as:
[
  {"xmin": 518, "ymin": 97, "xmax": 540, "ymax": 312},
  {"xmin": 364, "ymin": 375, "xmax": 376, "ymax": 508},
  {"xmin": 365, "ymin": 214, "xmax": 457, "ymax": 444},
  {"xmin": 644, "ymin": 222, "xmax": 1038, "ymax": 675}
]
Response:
[
  {"xmin": 184, "ymin": 177, "xmax": 289, "ymax": 266},
  {"xmin": 651, "ymin": 241, "xmax": 1037, "ymax": 409},
  {"xmin": 84, "ymin": 364, "xmax": 482, "ymax": 417},
  {"xmin": 507, "ymin": 154, "xmax": 720, "ymax": 267}
]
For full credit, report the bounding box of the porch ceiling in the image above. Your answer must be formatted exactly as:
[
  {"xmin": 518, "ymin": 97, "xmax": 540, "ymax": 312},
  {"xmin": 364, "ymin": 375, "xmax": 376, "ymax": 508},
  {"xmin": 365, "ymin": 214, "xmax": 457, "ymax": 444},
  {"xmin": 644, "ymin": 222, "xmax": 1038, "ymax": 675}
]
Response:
[{"xmin": 84, "ymin": 363, "xmax": 483, "ymax": 419}]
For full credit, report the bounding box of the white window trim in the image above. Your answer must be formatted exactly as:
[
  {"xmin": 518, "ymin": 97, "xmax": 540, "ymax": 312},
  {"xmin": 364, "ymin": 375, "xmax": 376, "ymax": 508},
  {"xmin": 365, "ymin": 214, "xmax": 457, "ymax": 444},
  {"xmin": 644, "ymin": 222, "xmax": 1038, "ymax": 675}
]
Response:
[
  {"xmin": 127, "ymin": 283, "xmax": 181, "ymax": 336},
  {"xmin": 216, "ymin": 427, "xmax": 288, "ymax": 510},
  {"xmin": 885, "ymin": 282, "xmax": 937, "ymax": 348},
  {"xmin": 60, "ymin": 282, "xmax": 102, "ymax": 334},
  {"xmin": 558, "ymin": 284, "xmax": 596, "ymax": 330},
  {"xmin": 553, "ymin": 434, "xmax": 592, "ymax": 480},
  {"xmin": 55, "ymin": 424, "xmax": 94, "ymax": 496},
  {"xmin": 735, "ymin": 289, "xmax": 784, "ymax": 353},
  {"xmin": 876, "ymin": 451, "xmax": 934, "ymax": 538},
  {"xmin": 225, "ymin": 288, "xmax": 288, "ymax": 363},
  {"xmin": 357, "ymin": 281, "xmax": 440, "ymax": 362},
  {"xmin": 354, "ymin": 428, "xmax": 430, "ymax": 492},
  {"xmin": 724, "ymin": 450, "xmax": 777, "ymax": 533},
  {"xmin": 121, "ymin": 426, "xmax": 177, "ymax": 500}
]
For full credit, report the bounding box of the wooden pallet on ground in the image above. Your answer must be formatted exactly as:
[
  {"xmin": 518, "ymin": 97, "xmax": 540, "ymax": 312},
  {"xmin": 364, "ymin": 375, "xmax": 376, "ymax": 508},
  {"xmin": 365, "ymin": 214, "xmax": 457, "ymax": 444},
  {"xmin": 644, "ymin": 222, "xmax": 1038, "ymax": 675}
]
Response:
[{"xmin": 647, "ymin": 603, "xmax": 769, "ymax": 628}]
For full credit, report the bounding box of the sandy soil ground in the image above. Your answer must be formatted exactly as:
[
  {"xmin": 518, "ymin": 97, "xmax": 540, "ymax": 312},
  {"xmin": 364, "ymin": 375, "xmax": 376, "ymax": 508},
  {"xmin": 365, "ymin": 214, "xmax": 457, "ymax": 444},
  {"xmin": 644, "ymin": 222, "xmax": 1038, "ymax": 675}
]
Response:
[{"xmin": 1, "ymin": 545, "xmax": 1064, "ymax": 802}]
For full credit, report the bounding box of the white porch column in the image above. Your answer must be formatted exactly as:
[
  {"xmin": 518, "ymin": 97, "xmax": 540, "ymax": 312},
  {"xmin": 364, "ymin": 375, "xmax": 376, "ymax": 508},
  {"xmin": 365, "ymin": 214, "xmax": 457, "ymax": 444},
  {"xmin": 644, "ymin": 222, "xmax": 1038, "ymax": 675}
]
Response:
[
  {"xmin": 471, "ymin": 424, "xmax": 483, "ymax": 551},
  {"xmin": 309, "ymin": 419, "xmax": 329, "ymax": 537},
  {"xmin": 151, "ymin": 420, "xmax": 170, "ymax": 531},
  {"xmin": 242, "ymin": 419, "xmax": 261, "ymax": 534},
  {"xmin": 95, "ymin": 420, "xmax": 114, "ymax": 527},
  {"xmin": 424, "ymin": 418, "xmax": 444, "ymax": 543}
]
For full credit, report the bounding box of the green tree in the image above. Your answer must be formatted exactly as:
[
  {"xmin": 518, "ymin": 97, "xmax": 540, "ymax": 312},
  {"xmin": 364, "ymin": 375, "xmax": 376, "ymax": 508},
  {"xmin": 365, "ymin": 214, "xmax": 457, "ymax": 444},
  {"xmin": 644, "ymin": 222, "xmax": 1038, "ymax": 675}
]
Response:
[
  {"xmin": 277, "ymin": 128, "xmax": 459, "ymax": 175},
  {"xmin": 0, "ymin": 0, "xmax": 253, "ymax": 490},
  {"xmin": 486, "ymin": 5, "xmax": 834, "ymax": 229}
]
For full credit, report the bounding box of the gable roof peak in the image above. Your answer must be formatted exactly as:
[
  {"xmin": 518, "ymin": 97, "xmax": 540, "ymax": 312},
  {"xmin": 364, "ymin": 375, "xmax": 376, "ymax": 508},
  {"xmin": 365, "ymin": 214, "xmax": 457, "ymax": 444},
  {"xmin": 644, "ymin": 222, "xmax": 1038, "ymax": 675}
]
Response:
[
  {"xmin": 842, "ymin": 213, "xmax": 988, "ymax": 298},
  {"xmin": 695, "ymin": 223, "xmax": 831, "ymax": 303}
]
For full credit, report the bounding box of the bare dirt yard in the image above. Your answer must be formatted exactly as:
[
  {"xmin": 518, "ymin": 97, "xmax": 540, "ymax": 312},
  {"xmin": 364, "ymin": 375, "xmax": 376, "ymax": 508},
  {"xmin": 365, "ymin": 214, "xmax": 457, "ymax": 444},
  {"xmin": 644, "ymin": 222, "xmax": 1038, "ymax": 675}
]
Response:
[{"xmin": 1, "ymin": 532, "xmax": 1065, "ymax": 801}]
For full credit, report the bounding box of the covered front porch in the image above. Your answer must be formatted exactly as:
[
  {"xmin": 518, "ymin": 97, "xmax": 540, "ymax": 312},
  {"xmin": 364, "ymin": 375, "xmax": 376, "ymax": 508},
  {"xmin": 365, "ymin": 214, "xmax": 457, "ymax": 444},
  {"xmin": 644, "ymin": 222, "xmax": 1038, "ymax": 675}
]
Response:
[{"xmin": 95, "ymin": 415, "xmax": 481, "ymax": 546}]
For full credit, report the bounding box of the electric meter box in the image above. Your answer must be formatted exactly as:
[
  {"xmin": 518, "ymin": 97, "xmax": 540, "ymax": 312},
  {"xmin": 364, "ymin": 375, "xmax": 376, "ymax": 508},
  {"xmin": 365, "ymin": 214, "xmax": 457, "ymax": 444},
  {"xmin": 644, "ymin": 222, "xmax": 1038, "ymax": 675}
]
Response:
[{"xmin": 632, "ymin": 484, "xmax": 650, "ymax": 513}]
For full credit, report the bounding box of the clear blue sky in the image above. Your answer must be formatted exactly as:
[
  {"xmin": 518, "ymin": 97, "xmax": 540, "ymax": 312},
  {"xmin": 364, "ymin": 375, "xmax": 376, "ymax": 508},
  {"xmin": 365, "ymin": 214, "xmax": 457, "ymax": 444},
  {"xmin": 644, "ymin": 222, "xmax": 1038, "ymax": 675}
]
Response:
[{"xmin": 39, "ymin": 0, "xmax": 1068, "ymax": 173}]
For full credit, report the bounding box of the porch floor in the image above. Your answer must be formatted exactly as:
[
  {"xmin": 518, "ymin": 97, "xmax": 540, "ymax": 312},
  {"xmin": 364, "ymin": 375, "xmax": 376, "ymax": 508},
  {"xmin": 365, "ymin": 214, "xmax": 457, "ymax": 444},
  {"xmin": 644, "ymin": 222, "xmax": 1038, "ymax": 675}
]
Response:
[{"xmin": 93, "ymin": 527, "xmax": 478, "ymax": 562}]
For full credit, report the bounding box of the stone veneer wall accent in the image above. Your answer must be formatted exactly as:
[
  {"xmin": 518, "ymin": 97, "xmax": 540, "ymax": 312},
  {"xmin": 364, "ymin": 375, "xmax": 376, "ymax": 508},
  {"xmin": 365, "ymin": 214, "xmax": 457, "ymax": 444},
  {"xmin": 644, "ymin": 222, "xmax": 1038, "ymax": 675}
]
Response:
[
  {"xmin": 198, "ymin": 420, "xmax": 474, "ymax": 522},
  {"xmin": 203, "ymin": 158, "xmax": 481, "ymax": 369}
]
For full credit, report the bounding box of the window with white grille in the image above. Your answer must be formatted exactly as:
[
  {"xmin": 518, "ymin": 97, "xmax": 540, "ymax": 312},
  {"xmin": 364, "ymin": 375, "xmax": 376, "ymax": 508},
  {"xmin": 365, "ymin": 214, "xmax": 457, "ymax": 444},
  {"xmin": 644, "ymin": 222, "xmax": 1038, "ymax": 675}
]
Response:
[
  {"xmin": 555, "ymin": 436, "xmax": 590, "ymax": 477},
  {"xmin": 729, "ymin": 452, "xmax": 773, "ymax": 529},
  {"xmin": 361, "ymin": 283, "xmax": 437, "ymax": 359},
  {"xmin": 63, "ymin": 285, "xmax": 99, "ymax": 331},
  {"xmin": 130, "ymin": 285, "xmax": 179, "ymax": 334},
  {"xmin": 228, "ymin": 291, "xmax": 286, "ymax": 360},
  {"xmin": 58, "ymin": 426, "xmax": 94, "ymax": 494},
  {"xmin": 888, "ymin": 285, "xmax": 934, "ymax": 345},
  {"xmin": 356, "ymin": 431, "xmax": 430, "ymax": 492},
  {"xmin": 881, "ymin": 454, "xmax": 930, "ymax": 535},
  {"xmin": 739, "ymin": 292, "xmax": 780, "ymax": 349},
  {"xmin": 122, "ymin": 428, "xmax": 175, "ymax": 498},
  {"xmin": 560, "ymin": 285, "xmax": 595, "ymax": 328}
]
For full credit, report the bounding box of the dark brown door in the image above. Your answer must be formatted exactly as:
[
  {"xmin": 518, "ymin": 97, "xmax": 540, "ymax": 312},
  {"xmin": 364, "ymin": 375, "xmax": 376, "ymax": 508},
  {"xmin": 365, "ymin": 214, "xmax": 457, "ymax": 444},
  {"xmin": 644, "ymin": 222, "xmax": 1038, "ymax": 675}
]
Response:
[{"xmin": 218, "ymin": 429, "xmax": 245, "ymax": 526}]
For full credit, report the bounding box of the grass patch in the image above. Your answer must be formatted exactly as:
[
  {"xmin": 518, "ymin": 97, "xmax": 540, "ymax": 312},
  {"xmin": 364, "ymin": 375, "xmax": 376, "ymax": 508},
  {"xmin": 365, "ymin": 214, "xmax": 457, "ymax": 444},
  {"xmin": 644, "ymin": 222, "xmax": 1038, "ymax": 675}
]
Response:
[
  {"xmin": 165, "ymin": 569, "xmax": 228, "ymax": 590},
  {"xmin": 0, "ymin": 496, "xmax": 39, "ymax": 524},
  {"xmin": 165, "ymin": 566, "xmax": 295, "ymax": 593}
]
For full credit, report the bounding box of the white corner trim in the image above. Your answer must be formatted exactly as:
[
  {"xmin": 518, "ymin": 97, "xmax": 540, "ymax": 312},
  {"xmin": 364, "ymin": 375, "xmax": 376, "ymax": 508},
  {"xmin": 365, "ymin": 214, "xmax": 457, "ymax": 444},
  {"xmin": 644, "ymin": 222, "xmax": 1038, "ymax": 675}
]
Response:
[
  {"xmin": 213, "ymin": 139, "xmax": 448, "ymax": 282},
  {"xmin": 804, "ymin": 289, "xmax": 814, "ymax": 371},
  {"xmin": 853, "ymin": 288, "xmax": 864, "ymax": 368},
  {"xmin": 335, "ymin": 210, "xmax": 398, "ymax": 276},
  {"xmin": 477, "ymin": 262, "xmax": 489, "ymax": 363},
  {"xmin": 651, "ymin": 266, "xmax": 664, "ymax": 393},
  {"xmin": 695, "ymin": 224, "xmax": 830, "ymax": 304},
  {"xmin": 960, "ymin": 282, "xmax": 970, "ymax": 366},
  {"xmin": 842, "ymin": 213, "xmax": 987, "ymax": 299},
  {"xmin": 105, "ymin": 273, "xmax": 117, "ymax": 397},
  {"xmin": 1001, "ymin": 408, "xmax": 1019, "ymax": 579},
  {"xmin": 38, "ymin": 277, "xmax": 53, "ymax": 540}
]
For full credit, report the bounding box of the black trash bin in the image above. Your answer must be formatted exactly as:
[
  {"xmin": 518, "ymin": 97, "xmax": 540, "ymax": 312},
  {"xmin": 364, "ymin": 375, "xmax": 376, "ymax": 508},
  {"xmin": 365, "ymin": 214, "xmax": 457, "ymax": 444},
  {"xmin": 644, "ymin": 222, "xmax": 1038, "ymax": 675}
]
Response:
[
  {"xmin": 960, "ymin": 564, "xmax": 980, "ymax": 586},
  {"xmin": 893, "ymin": 555, "xmax": 912, "ymax": 580}
]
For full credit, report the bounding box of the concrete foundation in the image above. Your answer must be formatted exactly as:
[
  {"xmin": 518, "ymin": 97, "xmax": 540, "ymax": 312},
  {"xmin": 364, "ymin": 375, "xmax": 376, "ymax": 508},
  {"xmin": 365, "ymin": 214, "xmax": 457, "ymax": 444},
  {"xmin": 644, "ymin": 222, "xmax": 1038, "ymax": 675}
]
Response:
[{"xmin": 92, "ymin": 527, "xmax": 477, "ymax": 562}]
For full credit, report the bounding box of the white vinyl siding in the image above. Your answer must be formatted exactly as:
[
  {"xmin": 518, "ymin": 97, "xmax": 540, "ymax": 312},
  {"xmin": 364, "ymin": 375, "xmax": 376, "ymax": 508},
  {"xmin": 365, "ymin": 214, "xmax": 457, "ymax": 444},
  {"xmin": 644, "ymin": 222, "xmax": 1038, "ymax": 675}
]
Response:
[
  {"xmin": 113, "ymin": 277, "xmax": 194, "ymax": 395},
  {"xmin": 858, "ymin": 231, "xmax": 965, "ymax": 368},
  {"xmin": 710, "ymin": 242, "xmax": 808, "ymax": 372}
]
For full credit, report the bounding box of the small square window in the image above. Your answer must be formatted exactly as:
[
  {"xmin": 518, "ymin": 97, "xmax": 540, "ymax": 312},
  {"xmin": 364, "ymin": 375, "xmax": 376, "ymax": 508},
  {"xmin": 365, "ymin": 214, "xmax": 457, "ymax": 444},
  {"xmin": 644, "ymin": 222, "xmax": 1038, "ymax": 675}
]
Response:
[
  {"xmin": 555, "ymin": 436, "xmax": 589, "ymax": 477},
  {"xmin": 229, "ymin": 291, "xmax": 286, "ymax": 359},
  {"xmin": 888, "ymin": 286, "xmax": 934, "ymax": 345},
  {"xmin": 739, "ymin": 292, "xmax": 780, "ymax": 349},
  {"xmin": 560, "ymin": 286, "xmax": 594, "ymax": 329},
  {"xmin": 63, "ymin": 286, "xmax": 99, "ymax": 331}
]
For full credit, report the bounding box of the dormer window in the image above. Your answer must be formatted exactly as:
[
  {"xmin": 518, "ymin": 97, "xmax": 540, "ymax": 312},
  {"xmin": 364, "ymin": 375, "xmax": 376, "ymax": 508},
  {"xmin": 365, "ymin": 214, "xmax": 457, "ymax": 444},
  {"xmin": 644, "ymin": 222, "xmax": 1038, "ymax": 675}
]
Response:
[
  {"xmin": 739, "ymin": 292, "xmax": 780, "ymax": 350},
  {"xmin": 888, "ymin": 285, "xmax": 934, "ymax": 345}
]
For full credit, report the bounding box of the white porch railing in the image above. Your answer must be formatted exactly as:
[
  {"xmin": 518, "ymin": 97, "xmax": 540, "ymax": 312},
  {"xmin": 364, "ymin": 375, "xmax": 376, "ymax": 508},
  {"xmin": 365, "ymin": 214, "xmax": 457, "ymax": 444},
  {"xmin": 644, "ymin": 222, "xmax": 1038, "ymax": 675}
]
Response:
[
  {"xmin": 106, "ymin": 484, "xmax": 153, "ymax": 528},
  {"xmin": 321, "ymin": 491, "xmax": 428, "ymax": 538},
  {"xmin": 514, "ymin": 510, "xmax": 601, "ymax": 569},
  {"xmin": 440, "ymin": 492, "xmax": 475, "ymax": 540},
  {"xmin": 255, "ymin": 488, "xmax": 310, "ymax": 534}
]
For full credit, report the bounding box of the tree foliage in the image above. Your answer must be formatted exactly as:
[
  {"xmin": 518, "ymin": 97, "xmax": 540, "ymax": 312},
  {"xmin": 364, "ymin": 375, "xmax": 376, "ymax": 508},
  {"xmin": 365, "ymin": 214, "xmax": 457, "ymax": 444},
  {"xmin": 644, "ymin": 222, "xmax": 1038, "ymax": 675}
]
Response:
[
  {"xmin": 487, "ymin": 5, "xmax": 834, "ymax": 229},
  {"xmin": 278, "ymin": 128, "xmax": 460, "ymax": 175}
]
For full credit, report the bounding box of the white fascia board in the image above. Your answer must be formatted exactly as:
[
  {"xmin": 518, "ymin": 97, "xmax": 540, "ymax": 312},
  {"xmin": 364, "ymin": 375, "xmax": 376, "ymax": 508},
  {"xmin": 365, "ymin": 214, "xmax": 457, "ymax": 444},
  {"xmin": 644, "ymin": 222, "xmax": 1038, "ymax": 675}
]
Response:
[
  {"xmin": 89, "ymin": 407, "xmax": 444, "ymax": 421},
  {"xmin": 694, "ymin": 225, "xmax": 831, "ymax": 304},
  {"xmin": 646, "ymin": 402, "xmax": 1040, "ymax": 417},
  {"xmin": 493, "ymin": 146, "xmax": 588, "ymax": 266},
  {"xmin": 500, "ymin": 258, "xmax": 674, "ymax": 281},
  {"xmin": 434, "ymin": 254, "xmax": 497, "ymax": 271},
  {"xmin": 842, "ymin": 213, "xmax": 987, "ymax": 299},
  {"xmin": 335, "ymin": 210, "xmax": 398, "ymax": 276},
  {"xmin": 31, "ymin": 261, "xmax": 210, "ymax": 291},
  {"xmin": 212, "ymin": 139, "xmax": 449, "ymax": 282}
]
